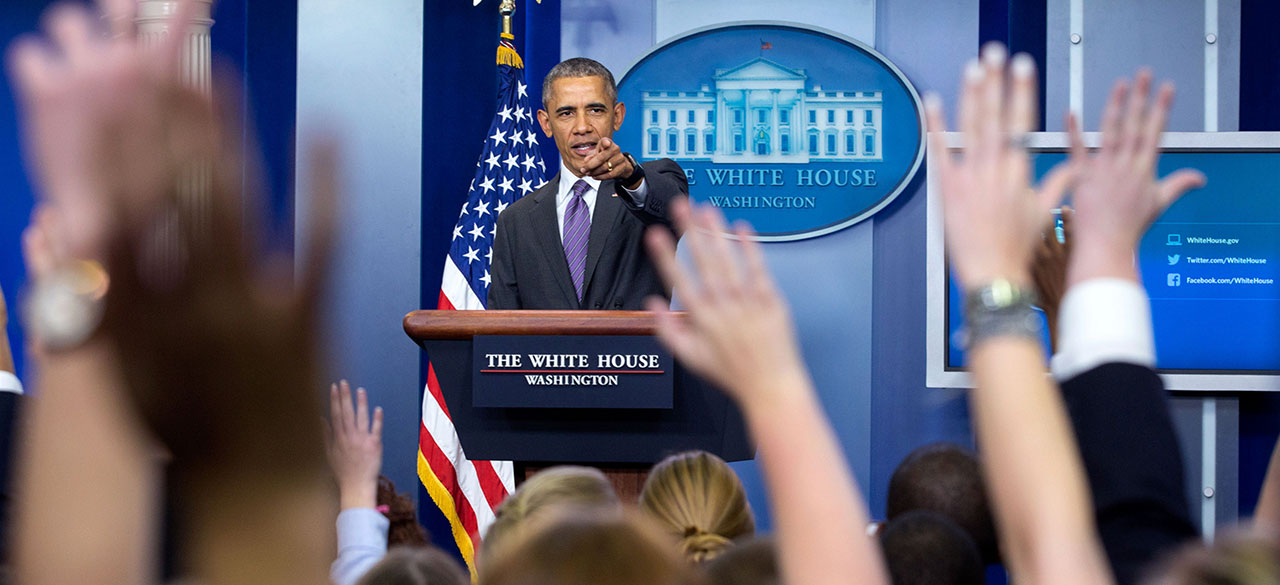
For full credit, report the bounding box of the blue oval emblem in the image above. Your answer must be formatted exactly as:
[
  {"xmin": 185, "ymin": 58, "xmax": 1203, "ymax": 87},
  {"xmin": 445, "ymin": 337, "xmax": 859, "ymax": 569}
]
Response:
[{"xmin": 617, "ymin": 22, "xmax": 925, "ymax": 240}]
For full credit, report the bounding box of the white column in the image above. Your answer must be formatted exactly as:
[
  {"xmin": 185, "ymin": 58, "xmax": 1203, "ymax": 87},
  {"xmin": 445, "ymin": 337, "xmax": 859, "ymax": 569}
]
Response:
[
  {"xmin": 135, "ymin": 0, "xmax": 215, "ymax": 270},
  {"xmin": 136, "ymin": 1, "xmax": 215, "ymax": 95},
  {"xmin": 718, "ymin": 95, "xmax": 728, "ymax": 154},
  {"xmin": 771, "ymin": 90, "xmax": 780, "ymax": 155}
]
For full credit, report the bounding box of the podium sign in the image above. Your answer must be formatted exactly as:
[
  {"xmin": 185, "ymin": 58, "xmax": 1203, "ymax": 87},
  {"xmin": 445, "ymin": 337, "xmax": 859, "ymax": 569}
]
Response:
[
  {"xmin": 473, "ymin": 335, "xmax": 674, "ymax": 409},
  {"xmin": 406, "ymin": 310, "xmax": 752, "ymax": 463}
]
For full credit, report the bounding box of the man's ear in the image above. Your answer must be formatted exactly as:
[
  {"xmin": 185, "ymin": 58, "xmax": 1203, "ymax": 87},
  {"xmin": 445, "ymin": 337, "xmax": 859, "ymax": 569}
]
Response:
[
  {"xmin": 536, "ymin": 109, "xmax": 553, "ymax": 137},
  {"xmin": 613, "ymin": 101, "xmax": 626, "ymax": 131}
]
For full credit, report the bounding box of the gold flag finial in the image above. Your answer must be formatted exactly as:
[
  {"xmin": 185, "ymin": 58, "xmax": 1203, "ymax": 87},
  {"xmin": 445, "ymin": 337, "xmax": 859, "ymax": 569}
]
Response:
[
  {"xmin": 500, "ymin": 0, "xmax": 516, "ymax": 38},
  {"xmin": 473, "ymin": 0, "xmax": 540, "ymax": 40}
]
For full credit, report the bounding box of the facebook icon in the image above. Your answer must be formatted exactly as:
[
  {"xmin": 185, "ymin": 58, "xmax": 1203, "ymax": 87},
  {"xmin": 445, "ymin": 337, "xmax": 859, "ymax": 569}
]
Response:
[{"xmin": 1168, "ymin": 273, "xmax": 1181, "ymax": 287}]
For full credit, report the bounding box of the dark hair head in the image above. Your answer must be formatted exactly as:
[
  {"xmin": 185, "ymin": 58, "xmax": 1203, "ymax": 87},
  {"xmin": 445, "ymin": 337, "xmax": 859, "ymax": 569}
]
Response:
[
  {"xmin": 878, "ymin": 510, "xmax": 985, "ymax": 585},
  {"xmin": 355, "ymin": 546, "xmax": 469, "ymax": 585},
  {"xmin": 479, "ymin": 509, "xmax": 707, "ymax": 585},
  {"xmin": 541, "ymin": 57, "xmax": 617, "ymax": 109},
  {"xmin": 1143, "ymin": 529, "xmax": 1280, "ymax": 585},
  {"xmin": 886, "ymin": 443, "xmax": 997, "ymax": 563},
  {"xmin": 703, "ymin": 537, "xmax": 780, "ymax": 585},
  {"xmin": 378, "ymin": 475, "xmax": 430, "ymax": 548}
]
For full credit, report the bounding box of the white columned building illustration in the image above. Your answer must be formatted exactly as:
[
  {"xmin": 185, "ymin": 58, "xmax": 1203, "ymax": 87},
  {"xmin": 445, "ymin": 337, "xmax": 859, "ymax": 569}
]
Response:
[{"xmin": 642, "ymin": 58, "xmax": 883, "ymax": 164}]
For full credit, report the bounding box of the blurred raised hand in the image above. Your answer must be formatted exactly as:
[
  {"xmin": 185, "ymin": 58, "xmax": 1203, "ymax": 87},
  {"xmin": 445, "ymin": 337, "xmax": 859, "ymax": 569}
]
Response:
[
  {"xmin": 643, "ymin": 201, "xmax": 808, "ymax": 416},
  {"xmin": 9, "ymin": 2, "xmax": 337, "ymax": 584},
  {"xmin": 924, "ymin": 47, "xmax": 1077, "ymax": 292},
  {"xmin": 9, "ymin": 1, "xmax": 196, "ymax": 263},
  {"xmin": 644, "ymin": 201, "xmax": 888, "ymax": 585},
  {"xmin": 1064, "ymin": 71, "xmax": 1205, "ymax": 287},
  {"xmin": 923, "ymin": 43, "xmax": 1113, "ymax": 585}
]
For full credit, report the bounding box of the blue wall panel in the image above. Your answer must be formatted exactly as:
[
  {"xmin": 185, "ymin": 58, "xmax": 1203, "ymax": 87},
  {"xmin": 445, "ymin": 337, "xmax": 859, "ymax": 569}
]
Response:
[{"xmin": 870, "ymin": 0, "xmax": 980, "ymax": 518}]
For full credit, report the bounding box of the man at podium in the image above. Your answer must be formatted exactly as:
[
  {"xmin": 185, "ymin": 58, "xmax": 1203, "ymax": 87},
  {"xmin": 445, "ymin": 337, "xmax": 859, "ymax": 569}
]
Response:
[{"xmin": 489, "ymin": 57, "xmax": 688, "ymax": 310}]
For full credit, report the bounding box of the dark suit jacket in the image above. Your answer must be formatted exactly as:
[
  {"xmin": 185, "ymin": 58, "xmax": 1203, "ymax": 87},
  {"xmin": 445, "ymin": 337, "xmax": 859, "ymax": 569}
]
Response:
[
  {"xmin": 1060, "ymin": 363, "xmax": 1197, "ymax": 585},
  {"xmin": 488, "ymin": 158, "xmax": 687, "ymax": 310}
]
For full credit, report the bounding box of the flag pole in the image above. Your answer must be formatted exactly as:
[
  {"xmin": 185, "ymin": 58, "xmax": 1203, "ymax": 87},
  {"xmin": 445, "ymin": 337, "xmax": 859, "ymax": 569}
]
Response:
[
  {"xmin": 496, "ymin": 0, "xmax": 524, "ymax": 67},
  {"xmin": 500, "ymin": 0, "xmax": 516, "ymax": 38}
]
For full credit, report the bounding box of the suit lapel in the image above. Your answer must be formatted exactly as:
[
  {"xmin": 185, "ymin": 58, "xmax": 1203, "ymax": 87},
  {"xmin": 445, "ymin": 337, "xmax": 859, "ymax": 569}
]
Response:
[
  {"xmin": 530, "ymin": 174, "xmax": 581, "ymax": 307},
  {"xmin": 582, "ymin": 180, "xmax": 626, "ymax": 301}
]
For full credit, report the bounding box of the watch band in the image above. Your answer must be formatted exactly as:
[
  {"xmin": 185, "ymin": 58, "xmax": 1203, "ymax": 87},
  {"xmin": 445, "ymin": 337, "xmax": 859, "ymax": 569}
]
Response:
[
  {"xmin": 621, "ymin": 152, "xmax": 645, "ymax": 187},
  {"xmin": 963, "ymin": 279, "xmax": 1041, "ymax": 348}
]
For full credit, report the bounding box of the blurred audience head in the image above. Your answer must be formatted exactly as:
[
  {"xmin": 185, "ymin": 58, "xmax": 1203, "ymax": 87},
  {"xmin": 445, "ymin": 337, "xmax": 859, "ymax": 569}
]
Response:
[
  {"xmin": 480, "ymin": 509, "xmax": 706, "ymax": 585},
  {"xmin": 355, "ymin": 546, "xmax": 469, "ymax": 585},
  {"xmin": 878, "ymin": 510, "xmax": 984, "ymax": 585},
  {"xmin": 639, "ymin": 450, "xmax": 755, "ymax": 563},
  {"xmin": 887, "ymin": 443, "xmax": 997, "ymax": 563},
  {"xmin": 703, "ymin": 537, "xmax": 780, "ymax": 585},
  {"xmin": 378, "ymin": 475, "xmax": 430, "ymax": 548},
  {"xmin": 483, "ymin": 466, "xmax": 620, "ymax": 557},
  {"xmin": 1144, "ymin": 530, "xmax": 1280, "ymax": 585}
]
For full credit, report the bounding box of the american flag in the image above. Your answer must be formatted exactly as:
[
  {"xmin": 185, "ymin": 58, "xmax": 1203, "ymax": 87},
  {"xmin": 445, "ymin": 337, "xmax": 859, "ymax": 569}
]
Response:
[{"xmin": 418, "ymin": 37, "xmax": 546, "ymax": 580}]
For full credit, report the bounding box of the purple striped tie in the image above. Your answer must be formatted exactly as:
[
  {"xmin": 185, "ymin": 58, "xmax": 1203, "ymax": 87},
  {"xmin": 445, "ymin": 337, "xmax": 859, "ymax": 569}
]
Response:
[{"xmin": 563, "ymin": 179, "xmax": 591, "ymax": 302}]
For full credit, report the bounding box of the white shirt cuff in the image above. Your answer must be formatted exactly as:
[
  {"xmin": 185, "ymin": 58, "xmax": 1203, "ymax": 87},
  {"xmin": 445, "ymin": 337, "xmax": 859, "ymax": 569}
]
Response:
[
  {"xmin": 0, "ymin": 371, "xmax": 23, "ymax": 395},
  {"xmin": 618, "ymin": 177, "xmax": 648, "ymax": 206},
  {"xmin": 1050, "ymin": 278, "xmax": 1155, "ymax": 381}
]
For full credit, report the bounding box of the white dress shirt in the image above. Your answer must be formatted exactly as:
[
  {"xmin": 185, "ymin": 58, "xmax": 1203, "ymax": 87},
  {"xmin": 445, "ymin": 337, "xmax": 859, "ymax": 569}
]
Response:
[
  {"xmin": 0, "ymin": 371, "xmax": 22, "ymax": 395},
  {"xmin": 554, "ymin": 159, "xmax": 648, "ymax": 241},
  {"xmin": 1050, "ymin": 278, "xmax": 1156, "ymax": 381}
]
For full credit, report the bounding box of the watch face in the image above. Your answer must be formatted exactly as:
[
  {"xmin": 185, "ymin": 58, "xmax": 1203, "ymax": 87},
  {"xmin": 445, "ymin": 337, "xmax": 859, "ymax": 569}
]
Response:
[{"xmin": 23, "ymin": 262, "xmax": 108, "ymax": 351}]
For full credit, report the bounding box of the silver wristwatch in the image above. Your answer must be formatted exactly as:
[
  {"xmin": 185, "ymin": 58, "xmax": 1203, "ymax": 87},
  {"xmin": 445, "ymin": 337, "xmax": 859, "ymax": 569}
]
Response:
[
  {"xmin": 962, "ymin": 278, "xmax": 1041, "ymax": 348},
  {"xmin": 22, "ymin": 261, "xmax": 110, "ymax": 351}
]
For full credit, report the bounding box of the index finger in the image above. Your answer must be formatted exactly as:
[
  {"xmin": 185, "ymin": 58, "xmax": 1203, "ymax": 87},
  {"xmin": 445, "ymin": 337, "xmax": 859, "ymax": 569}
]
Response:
[
  {"xmin": 328, "ymin": 383, "xmax": 343, "ymax": 434},
  {"xmin": 732, "ymin": 221, "xmax": 774, "ymax": 297},
  {"xmin": 1007, "ymin": 53, "xmax": 1038, "ymax": 134},
  {"xmin": 580, "ymin": 141, "xmax": 619, "ymax": 172},
  {"xmin": 355, "ymin": 387, "xmax": 370, "ymax": 434}
]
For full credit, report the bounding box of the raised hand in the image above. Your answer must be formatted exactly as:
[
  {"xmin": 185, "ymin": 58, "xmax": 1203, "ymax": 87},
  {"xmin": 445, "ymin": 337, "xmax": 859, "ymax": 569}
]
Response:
[
  {"xmin": 8, "ymin": 0, "xmax": 193, "ymax": 261},
  {"xmin": 1032, "ymin": 207, "xmax": 1073, "ymax": 348},
  {"xmin": 644, "ymin": 200, "xmax": 887, "ymax": 585},
  {"xmin": 326, "ymin": 381, "xmax": 385, "ymax": 510},
  {"xmin": 1064, "ymin": 72, "xmax": 1205, "ymax": 287},
  {"xmin": 924, "ymin": 44, "xmax": 1077, "ymax": 290},
  {"xmin": 643, "ymin": 199, "xmax": 809, "ymax": 416},
  {"xmin": 10, "ymin": 3, "xmax": 336, "ymax": 584}
]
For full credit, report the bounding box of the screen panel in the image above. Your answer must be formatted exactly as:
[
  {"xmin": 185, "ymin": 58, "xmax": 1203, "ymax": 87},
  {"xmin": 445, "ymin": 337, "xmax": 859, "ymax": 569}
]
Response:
[{"xmin": 926, "ymin": 132, "xmax": 1280, "ymax": 390}]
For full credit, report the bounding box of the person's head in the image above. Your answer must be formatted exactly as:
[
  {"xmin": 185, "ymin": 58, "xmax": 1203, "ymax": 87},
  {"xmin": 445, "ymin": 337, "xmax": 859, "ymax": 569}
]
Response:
[
  {"xmin": 703, "ymin": 537, "xmax": 780, "ymax": 585},
  {"xmin": 377, "ymin": 475, "xmax": 430, "ymax": 548},
  {"xmin": 878, "ymin": 510, "xmax": 984, "ymax": 585},
  {"xmin": 355, "ymin": 546, "xmax": 469, "ymax": 585},
  {"xmin": 483, "ymin": 466, "xmax": 620, "ymax": 557},
  {"xmin": 479, "ymin": 509, "xmax": 706, "ymax": 585},
  {"xmin": 886, "ymin": 443, "xmax": 997, "ymax": 563},
  {"xmin": 639, "ymin": 451, "xmax": 755, "ymax": 563},
  {"xmin": 1143, "ymin": 530, "xmax": 1280, "ymax": 585},
  {"xmin": 537, "ymin": 57, "xmax": 624, "ymax": 178}
]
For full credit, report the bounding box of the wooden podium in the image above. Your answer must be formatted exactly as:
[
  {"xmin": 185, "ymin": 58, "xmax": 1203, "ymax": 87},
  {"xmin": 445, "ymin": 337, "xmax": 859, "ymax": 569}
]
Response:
[{"xmin": 403, "ymin": 310, "xmax": 753, "ymax": 501}]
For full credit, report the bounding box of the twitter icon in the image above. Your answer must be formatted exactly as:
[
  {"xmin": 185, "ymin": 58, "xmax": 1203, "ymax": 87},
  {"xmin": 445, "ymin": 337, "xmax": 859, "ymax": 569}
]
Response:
[{"xmin": 1168, "ymin": 254, "xmax": 1180, "ymax": 265}]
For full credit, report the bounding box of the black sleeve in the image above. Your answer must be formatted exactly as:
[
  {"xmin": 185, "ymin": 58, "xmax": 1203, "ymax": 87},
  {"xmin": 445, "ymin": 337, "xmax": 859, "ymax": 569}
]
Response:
[
  {"xmin": 1060, "ymin": 362, "xmax": 1198, "ymax": 585},
  {"xmin": 617, "ymin": 158, "xmax": 687, "ymax": 227},
  {"xmin": 487, "ymin": 212, "xmax": 521, "ymax": 310}
]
